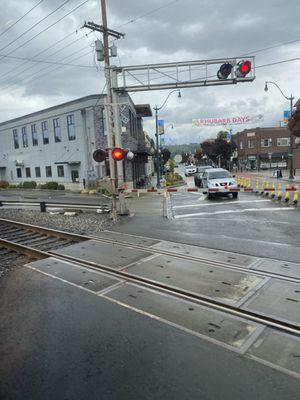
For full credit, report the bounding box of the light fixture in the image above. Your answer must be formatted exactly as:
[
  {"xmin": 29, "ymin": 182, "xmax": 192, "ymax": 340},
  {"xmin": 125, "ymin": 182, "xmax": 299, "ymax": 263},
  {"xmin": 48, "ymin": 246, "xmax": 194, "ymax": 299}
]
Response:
[{"xmin": 264, "ymin": 83, "xmax": 268, "ymax": 92}]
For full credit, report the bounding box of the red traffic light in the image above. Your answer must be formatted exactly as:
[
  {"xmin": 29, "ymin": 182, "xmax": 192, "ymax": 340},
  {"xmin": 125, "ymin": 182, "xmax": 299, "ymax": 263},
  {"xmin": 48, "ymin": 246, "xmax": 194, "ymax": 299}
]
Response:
[
  {"xmin": 217, "ymin": 63, "xmax": 233, "ymax": 80},
  {"xmin": 93, "ymin": 149, "xmax": 107, "ymax": 162},
  {"xmin": 112, "ymin": 147, "xmax": 126, "ymax": 161},
  {"xmin": 237, "ymin": 60, "xmax": 251, "ymax": 77}
]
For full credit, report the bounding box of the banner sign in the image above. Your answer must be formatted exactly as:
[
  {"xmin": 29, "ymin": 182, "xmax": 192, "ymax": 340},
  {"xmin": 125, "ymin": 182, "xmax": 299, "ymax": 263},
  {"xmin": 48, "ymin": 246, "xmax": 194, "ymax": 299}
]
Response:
[
  {"xmin": 283, "ymin": 110, "xmax": 290, "ymax": 123},
  {"xmin": 157, "ymin": 119, "xmax": 164, "ymax": 134},
  {"xmin": 192, "ymin": 114, "xmax": 263, "ymax": 127}
]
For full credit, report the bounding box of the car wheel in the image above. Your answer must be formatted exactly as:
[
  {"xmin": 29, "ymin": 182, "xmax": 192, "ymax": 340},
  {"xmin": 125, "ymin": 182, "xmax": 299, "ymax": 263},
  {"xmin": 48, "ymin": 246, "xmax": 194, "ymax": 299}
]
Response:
[
  {"xmin": 232, "ymin": 192, "xmax": 238, "ymax": 199},
  {"xmin": 208, "ymin": 193, "xmax": 213, "ymax": 200}
]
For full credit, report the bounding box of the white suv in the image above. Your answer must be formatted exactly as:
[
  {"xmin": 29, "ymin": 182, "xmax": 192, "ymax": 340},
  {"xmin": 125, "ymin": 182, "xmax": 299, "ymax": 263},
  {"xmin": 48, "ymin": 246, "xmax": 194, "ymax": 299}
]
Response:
[
  {"xmin": 202, "ymin": 168, "xmax": 238, "ymax": 199},
  {"xmin": 185, "ymin": 165, "xmax": 197, "ymax": 176}
]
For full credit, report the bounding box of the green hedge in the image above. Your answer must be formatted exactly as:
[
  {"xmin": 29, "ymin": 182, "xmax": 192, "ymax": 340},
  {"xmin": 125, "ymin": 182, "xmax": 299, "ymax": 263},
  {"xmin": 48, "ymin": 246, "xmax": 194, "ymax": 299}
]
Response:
[{"xmin": 22, "ymin": 181, "xmax": 37, "ymax": 189}]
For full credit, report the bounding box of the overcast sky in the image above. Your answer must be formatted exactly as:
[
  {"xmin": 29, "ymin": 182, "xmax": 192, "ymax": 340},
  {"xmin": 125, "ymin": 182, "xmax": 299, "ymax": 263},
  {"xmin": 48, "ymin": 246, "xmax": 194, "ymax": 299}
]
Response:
[{"xmin": 0, "ymin": 0, "xmax": 300, "ymax": 144}]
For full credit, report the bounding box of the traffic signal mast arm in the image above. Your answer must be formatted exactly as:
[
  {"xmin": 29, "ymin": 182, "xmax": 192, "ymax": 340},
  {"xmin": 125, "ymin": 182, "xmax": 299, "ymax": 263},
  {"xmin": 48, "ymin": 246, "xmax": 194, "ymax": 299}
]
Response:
[{"xmin": 111, "ymin": 57, "xmax": 255, "ymax": 92}]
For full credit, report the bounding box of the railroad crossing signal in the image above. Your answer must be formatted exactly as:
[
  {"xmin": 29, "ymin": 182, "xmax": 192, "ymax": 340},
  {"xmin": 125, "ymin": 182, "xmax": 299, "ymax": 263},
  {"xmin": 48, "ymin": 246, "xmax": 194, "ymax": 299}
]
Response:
[
  {"xmin": 93, "ymin": 149, "xmax": 107, "ymax": 162},
  {"xmin": 217, "ymin": 60, "xmax": 252, "ymax": 80},
  {"xmin": 111, "ymin": 148, "xmax": 126, "ymax": 161}
]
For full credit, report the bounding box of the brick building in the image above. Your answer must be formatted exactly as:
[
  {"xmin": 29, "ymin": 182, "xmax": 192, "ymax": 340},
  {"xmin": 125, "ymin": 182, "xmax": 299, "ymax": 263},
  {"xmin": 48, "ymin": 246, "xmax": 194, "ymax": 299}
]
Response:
[{"xmin": 233, "ymin": 127, "xmax": 300, "ymax": 171}]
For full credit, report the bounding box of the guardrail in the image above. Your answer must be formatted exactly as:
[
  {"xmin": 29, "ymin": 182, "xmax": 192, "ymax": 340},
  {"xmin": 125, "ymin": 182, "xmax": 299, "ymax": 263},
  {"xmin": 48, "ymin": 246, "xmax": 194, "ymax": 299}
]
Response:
[{"xmin": 0, "ymin": 200, "xmax": 110, "ymax": 213}]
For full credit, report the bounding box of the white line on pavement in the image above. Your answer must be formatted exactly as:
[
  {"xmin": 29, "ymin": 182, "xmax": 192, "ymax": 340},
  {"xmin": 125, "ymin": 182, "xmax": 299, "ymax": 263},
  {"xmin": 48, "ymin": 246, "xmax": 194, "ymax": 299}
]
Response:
[
  {"xmin": 173, "ymin": 200, "xmax": 271, "ymax": 209},
  {"xmin": 174, "ymin": 207, "xmax": 295, "ymax": 219}
]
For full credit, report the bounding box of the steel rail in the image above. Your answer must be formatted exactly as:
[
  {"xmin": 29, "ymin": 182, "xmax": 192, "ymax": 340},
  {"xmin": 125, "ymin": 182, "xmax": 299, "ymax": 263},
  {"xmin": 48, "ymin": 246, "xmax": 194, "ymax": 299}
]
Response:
[
  {"xmin": 0, "ymin": 234, "xmax": 299, "ymax": 337},
  {"xmin": 0, "ymin": 200, "xmax": 109, "ymax": 211},
  {"xmin": 0, "ymin": 218, "xmax": 299, "ymax": 285}
]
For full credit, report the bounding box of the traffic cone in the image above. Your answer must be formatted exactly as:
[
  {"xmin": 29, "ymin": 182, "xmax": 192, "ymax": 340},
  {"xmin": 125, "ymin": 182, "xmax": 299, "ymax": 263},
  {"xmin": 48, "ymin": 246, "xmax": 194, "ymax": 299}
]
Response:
[
  {"xmin": 265, "ymin": 181, "xmax": 269, "ymax": 196},
  {"xmin": 271, "ymin": 183, "xmax": 275, "ymax": 198},
  {"xmin": 293, "ymin": 191, "xmax": 299, "ymax": 205},
  {"xmin": 277, "ymin": 183, "xmax": 282, "ymax": 200},
  {"xmin": 284, "ymin": 187, "xmax": 290, "ymax": 203},
  {"xmin": 255, "ymin": 180, "xmax": 259, "ymax": 193}
]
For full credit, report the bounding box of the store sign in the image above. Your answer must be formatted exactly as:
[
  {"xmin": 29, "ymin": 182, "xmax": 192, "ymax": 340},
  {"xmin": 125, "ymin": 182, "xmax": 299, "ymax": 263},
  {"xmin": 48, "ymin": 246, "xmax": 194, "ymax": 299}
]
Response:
[{"xmin": 192, "ymin": 114, "xmax": 264, "ymax": 126}]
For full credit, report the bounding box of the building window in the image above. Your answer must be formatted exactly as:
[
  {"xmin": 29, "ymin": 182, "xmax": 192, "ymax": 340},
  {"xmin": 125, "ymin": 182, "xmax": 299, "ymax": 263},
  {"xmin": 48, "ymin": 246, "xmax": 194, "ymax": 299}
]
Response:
[
  {"xmin": 31, "ymin": 124, "xmax": 38, "ymax": 146},
  {"xmin": 13, "ymin": 129, "xmax": 19, "ymax": 149},
  {"xmin": 35, "ymin": 167, "xmax": 41, "ymax": 178},
  {"xmin": 67, "ymin": 114, "xmax": 76, "ymax": 140},
  {"xmin": 277, "ymin": 137, "xmax": 290, "ymax": 147},
  {"xmin": 247, "ymin": 140, "xmax": 254, "ymax": 149},
  {"xmin": 16, "ymin": 168, "xmax": 22, "ymax": 178},
  {"xmin": 42, "ymin": 121, "xmax": 49, "ymax": 144},
  {"xmin": 22, "ymin": 127, "xmax": 28, "ymax": 148},
  {"xmin": 45, "ymin": 166, "xmax": 52, "ymax": 177},
  {"xmin": 261, "ymin": 138, "xmax": 272, "ymax": 147},
  {"xmin": 25, "ymin": 167, "xmax": 31, "ymax": 178},
  {"xmin": 53, "ymin": 118, "xmax": 61, "ymax": 142},
  {"xmin": 239, "ymin": 141, "xmax": 243, "ymax": 150},
  {"xmin": 57, "ymin": 165, "xmax": 64, "ymax": 177}
]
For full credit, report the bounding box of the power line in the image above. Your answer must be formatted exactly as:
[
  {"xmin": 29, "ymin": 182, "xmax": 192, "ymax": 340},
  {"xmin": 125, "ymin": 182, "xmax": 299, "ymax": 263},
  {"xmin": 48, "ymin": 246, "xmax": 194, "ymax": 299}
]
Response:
[
  {"xmin": 0, "ymin": 0, "xmax": 71, "ymax": 53},
  {"xmin": 0, "ymin": 52, "xmax": 94, "ymax": 68},
  {"xmin": 115, "ymin": 0, "xmax": 181, "ymax": 28},
  {"xmin": 0, "ymin": 0, "xmax": 44, "ymax": 38},
  {"xmin": 0, "ymin": 30, "xmax": 78, "ymax": 81},
  {"xmin": 0, "ymin": 0, "xmax": 90, "ymax": 62},
  {"xmin": 0, "ymin": 47, "xmax": 98, "ymax": 95},
  {"xmin": 257, "ymin": 56, "xmax": 300, "ymax": 69},
  {"xmin": 0, "ymin": 31, "xmax": 93, "ymax": 84}
]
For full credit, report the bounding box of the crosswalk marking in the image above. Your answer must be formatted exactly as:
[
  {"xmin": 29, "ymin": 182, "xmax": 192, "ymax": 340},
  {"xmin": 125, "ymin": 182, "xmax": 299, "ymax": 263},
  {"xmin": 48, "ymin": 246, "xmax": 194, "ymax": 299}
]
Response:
[
  {"xmin": 174, "ymin": 207, "xmax": 295, "ymax": 219},
  {"xmin": 173, "ymin": 199, "xmax": 271, "ymax": 209}
]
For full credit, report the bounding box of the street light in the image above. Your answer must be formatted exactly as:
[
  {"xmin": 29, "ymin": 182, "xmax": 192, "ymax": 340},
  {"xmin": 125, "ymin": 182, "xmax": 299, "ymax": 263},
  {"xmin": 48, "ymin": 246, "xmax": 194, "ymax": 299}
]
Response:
[
  {"xmin": 264, "ymin": 81, "xmax": 294, "ymax": 179},
  {"xmin": 154, "ymin": 89, "xmax": 181, "ymax": 187}
]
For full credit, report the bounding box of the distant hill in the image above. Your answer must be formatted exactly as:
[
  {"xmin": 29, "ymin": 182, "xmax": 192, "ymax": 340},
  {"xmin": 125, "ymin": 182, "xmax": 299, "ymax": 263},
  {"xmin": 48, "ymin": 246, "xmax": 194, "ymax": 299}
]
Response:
[{"xmin": 166, "ymin": 143, "xmax": 199, "ymax": 157}]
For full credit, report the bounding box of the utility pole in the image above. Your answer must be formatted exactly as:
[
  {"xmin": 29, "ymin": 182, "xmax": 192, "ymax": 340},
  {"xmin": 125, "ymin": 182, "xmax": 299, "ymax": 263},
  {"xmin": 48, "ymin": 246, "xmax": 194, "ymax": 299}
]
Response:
[{"xmin": 83, "ymin": 1, "xmax": 125, "ymax": 219}]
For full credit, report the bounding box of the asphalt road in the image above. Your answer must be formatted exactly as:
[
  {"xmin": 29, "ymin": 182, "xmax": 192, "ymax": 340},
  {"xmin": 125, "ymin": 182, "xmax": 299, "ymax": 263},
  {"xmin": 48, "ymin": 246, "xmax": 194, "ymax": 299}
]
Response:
[
  {"xmin": 116, "ymin": 173, "xmax": 300, "ymax": 263},
  {"xmin": 1, "ymin": 173, "xmax": 300, "ymax": 399},
  {"xmin": 1, "ymin": 261, "xmax": 300, "ymax": 400}
]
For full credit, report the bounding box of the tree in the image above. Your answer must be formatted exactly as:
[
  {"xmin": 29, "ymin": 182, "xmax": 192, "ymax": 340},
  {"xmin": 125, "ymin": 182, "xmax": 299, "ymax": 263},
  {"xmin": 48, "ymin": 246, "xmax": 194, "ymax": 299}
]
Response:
[
  {"xmin": 161, "ymin": 148, "xmax": 171, "ymax": 164},
  {"xmin": 181, "ymin": 152, "xmax": 190, "ymax": 164},
  {"xmin": 194, "ymin": 147, "xmax": 203, "ymax": 162},
  {"xmin": 217, "ymin": 131, "xmax": 229, "ymax": 140},
  {"xmin": 201, "ymin": 138, "xmax": 236, "ymax": 167}
]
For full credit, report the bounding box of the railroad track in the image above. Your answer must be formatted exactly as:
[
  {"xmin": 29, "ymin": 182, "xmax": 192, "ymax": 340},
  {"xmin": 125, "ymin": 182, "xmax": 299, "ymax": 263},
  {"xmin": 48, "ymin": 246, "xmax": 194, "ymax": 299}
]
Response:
[{"xmin": 0, "ymin": 217, "xmax": 299, "ymax": 337}]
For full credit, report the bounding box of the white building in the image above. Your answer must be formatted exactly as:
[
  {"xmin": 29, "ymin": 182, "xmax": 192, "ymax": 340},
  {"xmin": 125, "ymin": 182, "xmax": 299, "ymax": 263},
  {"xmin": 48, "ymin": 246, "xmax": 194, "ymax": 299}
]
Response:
[{"xmin": 0, "ymin": 94, "xmax": 153, "ymax": 190}]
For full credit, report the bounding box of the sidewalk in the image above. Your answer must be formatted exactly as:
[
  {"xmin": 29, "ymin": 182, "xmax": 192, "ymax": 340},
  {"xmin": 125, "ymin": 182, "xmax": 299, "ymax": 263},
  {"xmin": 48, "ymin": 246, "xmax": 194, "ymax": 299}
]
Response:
[{"xmin": 237, "ymin": 169, "xmax": 300, "ymax": 186}]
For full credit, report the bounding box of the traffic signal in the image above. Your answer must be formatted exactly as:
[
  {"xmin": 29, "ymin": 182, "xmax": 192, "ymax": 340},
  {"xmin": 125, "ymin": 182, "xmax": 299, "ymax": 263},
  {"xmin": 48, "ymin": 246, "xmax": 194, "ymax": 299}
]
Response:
[
  {"xmin": 93, "ymin": 149, "xmax": 107, "ymax": 162},
  {"xmin": 217, "ymin": 63, "xmax": 233, "ymax": 79},
  {"xmin": 236, "ymin": 60, "xmax": 251, "ymax": 77},
  {"xmin": 111, "ymin": 147, "xmax": 126, "ymax": 161}
]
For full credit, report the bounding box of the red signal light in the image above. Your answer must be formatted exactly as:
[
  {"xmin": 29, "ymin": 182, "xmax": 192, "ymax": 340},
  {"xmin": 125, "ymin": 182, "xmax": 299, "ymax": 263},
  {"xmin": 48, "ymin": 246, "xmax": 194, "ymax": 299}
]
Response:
[
  {"xmin": 111, "ymin": 147, "xmax": 126, "ymax": 161},
  {"xmin": 237, "ymin": 60, "xmax": 251, "ymax": 77}
]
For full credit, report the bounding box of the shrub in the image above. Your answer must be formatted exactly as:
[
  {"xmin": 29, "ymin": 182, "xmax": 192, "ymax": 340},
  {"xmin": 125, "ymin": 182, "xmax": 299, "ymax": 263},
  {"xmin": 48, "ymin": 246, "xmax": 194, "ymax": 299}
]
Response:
[
  {"xmin": 0, "ymin": 180, "xmax": 9, "ymax": 189},
  {"xmin": 57, "ymin": 184, "xmax": 65, "ymax": 190},
  {"xmin": 22, "ymin": 181, "xmax": 37, "ymax": 189},
  {"xmin": 41, "ymin": 182, "xmax": 59, "ymax": 190},
  {"xmin": 9, "ymin": 184, "xmax": 17, "ymax": 188}
]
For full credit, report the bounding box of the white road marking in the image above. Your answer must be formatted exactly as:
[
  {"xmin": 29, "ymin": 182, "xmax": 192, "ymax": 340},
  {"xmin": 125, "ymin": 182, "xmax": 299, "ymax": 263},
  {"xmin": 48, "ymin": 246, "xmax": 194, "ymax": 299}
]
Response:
[
  {"xmin": 174, "ymin": 207, "xmax": 295, "ymax": 219},
  {"xmin": 173, "ymin": 200, "xmax": 271, "ymax": 209}
]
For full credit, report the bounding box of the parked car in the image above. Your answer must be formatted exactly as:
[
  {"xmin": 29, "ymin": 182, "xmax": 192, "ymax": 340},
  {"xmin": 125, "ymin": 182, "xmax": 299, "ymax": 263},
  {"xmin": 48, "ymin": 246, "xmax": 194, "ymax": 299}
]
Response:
[
  {"xmin": 185, "ymin": 165, "xmax": 197, "ymax": 176},
  {"xmin": 202, "ymin": 168, "xmax": 238, "ymax": 199},
  {"xmin": 194, "ymin": 165, "xmax": 214, "ymax": 187}
]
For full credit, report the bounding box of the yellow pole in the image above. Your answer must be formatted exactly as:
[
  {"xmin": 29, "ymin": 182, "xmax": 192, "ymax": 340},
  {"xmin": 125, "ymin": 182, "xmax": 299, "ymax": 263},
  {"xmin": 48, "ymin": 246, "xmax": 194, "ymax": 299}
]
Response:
[
  {"xmin": 284, "ymin": 186, "xmax": 290, "ymax": 203},
  {"xmin": 293, "ymin": 190, "xmax": 299, "ymax": 205}
]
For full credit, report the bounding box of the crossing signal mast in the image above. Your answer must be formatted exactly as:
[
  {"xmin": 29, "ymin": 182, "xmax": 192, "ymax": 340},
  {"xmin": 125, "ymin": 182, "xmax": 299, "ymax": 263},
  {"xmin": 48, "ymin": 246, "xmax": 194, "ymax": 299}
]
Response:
[
  {"xmin": 84, "ymin": 1, "xmax": 256, "ymax": 218},
  {"xmin": 217, "ymin": 60, "xmax": 252, "ymax": 80}
]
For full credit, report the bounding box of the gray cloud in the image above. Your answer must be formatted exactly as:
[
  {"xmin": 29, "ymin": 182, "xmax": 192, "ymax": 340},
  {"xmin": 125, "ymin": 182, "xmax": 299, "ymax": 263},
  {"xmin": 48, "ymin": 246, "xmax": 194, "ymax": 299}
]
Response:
[{"xmin": 0, "ymin": 0, "xmax": 299, "ymax": 144}]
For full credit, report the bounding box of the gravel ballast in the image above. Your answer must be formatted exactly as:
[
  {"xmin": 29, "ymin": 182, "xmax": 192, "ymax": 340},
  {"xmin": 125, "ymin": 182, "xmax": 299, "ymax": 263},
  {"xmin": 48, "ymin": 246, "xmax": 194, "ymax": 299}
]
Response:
[{"xmin": 0, "ymin": 208, "xmax": 113, "ymax": 236}]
